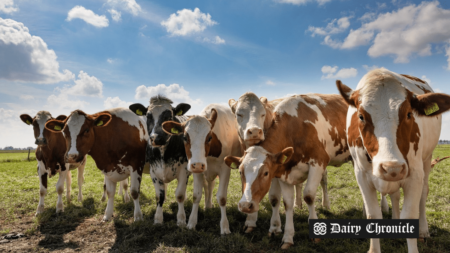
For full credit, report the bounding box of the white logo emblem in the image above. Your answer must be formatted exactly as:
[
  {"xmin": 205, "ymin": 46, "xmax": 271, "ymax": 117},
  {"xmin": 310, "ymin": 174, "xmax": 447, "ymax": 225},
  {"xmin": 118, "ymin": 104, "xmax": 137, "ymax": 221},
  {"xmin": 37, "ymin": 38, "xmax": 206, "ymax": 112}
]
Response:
[{"xmin": 313, "ymin": 222, "xmax": 327, "ymax": 235}]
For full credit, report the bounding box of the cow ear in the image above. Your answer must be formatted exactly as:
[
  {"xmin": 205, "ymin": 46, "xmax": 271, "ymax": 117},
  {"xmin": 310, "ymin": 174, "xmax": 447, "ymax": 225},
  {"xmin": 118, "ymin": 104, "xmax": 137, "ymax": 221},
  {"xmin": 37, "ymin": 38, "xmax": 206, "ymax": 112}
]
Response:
[
  {"xmin": 173, "ymin": 103, "xmax": 191, "ymax": 116},
  {"xmin": 228, "ymin": 99, "xmax": 237, "ymax": 113},
  {"xmin": 93, "ymin": 113, "xmax": 112, "ymax": 127},
  {"xmin": 411, "ymin": 93, "xmax": 450, "ymax": 117},
  {"xmin": 162, "ymin": 121, "xmax": 184, "ymax": 135},
  {"xmin": 208, "ymin": 109, "xmax": 218, "ymax": 129},
  {"xmin": 336, "ymin": 80, "xmax": 357, "ymax": 107},
  {"xmin": 45, "ymin": 120, "xmax": 66, "ymax": 133},
  {"xmin": 55, "ymin": 115, "xmax": 67, "ymax": 121},
  {"xmin": 260, "ymin": 97, "xmax": 268, "ymax": 105},
  {"xmin": 20, "ymin": 114, "xmax": 33, "ymax": 125},
  {"xmin": 224, "ymin": 156, "xmax": 241, "ymax": 169},
  {"xmin": 272, "ymin": 147, "xmax": 294, "ymax": 165},
  {"xmin": 129, "ymin": 103, "xmax": 148, "ymax": 116}
]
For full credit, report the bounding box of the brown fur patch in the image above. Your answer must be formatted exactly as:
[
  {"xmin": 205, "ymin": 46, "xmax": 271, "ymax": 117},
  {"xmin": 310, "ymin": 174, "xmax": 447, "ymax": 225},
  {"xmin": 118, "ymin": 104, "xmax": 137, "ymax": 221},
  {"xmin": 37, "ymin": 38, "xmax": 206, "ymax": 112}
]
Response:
[
  {"xmin": 270, "ymin": 197, "xmax": 278, "ymax": 207},
  {"xmin": 396, "ymin": 94, "xmax": 421, "ymax": 165},
  {"xmin": 401, "ymin": 74, "xmax": 426, "ymax": 84},
  {"xmin": 41, "ymin": 173, "xmax": 48, "ymax": 189},
  {"xmin": 184, "ymin": 133, "xmax": 192, "ymax": 159},
  {"xmin": 358, "ymin": 107, "xmax": 379, "ymax": 159},
  {"xmin": 207, "ymin": 132, "xmax": 222, "ymax": 158},
  {"xmin": 219, "ymin": 197, "xmax": 226, "ymax": 206},
  {"xmin": 131, "ymin": 190, "xmax": 139, "ymax": 200},
  {"xmin": 304, "ymin": 196, "xmax": 313, "ymax": 205},
  {"xmin": 177, "ymin": 195, "xmax": 184, "ymax": 203}
]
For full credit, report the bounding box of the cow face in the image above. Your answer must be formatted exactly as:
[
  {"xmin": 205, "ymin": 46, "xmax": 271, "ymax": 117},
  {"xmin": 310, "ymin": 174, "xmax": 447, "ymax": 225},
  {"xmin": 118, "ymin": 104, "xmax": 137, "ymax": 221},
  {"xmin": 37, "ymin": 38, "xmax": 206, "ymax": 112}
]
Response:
[
  {"xmin": 162, "ymin": 109, "xmax": 220, "ymax": 173},
  {"xmin": 229, "ymin": 93, "xmax": 269, "ymax": 146},
  {"xmin": 224, "ymin": 146, "xmax": 293, "ymax": 213},
  {"xmin": 45, "ymin": 110, "xmax": 112, "ymax": 163},
  {"xmin": 129, "ymin": 98, "xmax": 190, "ymax": 148},
  {"xmin": 20, "ymin": 111, "xmax": 66, "ymax": 146},
  {"xmin": 337, "ymin": 76, "xmax": 450, "ymax": 182}
]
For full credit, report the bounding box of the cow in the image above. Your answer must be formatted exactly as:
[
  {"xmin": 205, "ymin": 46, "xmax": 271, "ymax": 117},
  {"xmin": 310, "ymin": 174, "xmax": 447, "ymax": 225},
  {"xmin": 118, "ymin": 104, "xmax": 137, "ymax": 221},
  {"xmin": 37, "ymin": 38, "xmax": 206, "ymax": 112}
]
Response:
[
  {"xmin": 224, "ymin": 94, "xmax": 351, "ymax": 249},
  {"xmin": 228, "ymin": 93, "xmax": 330, "ymax": 234},
  {"xmin": 44, "ymin": 107, "xmax": 148, "ymax": 221},
  {"xmin": 129, "ymin": 95, "xmax": 191, "ymax": 226},
  {"xmin": 162, "ymin": 104, "xmax": 242, "ymax": 235},
  {"xmin": 20, "ymin": 111, "xmax": 87, "ymax": 215},
  {"xmin": 336, "ymin": 68, "xmax": 450, "ymax": 253}
]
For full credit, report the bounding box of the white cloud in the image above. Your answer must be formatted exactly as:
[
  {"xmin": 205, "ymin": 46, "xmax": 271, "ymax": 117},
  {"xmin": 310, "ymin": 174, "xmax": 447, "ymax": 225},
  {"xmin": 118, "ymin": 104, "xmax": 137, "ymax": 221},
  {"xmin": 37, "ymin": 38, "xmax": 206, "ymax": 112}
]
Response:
[
  {"xmin": 321, "ymin": 65, "xmax": 358, "ymax": 79},
  {"xmin": 104, "ymin": 96, "xmax": 130, "ymax": 109},
  {"xmin": 69, "ymin": 71, "xmax": 103, "ymax": 97},
  {"xmin": 135, "ymin": 83, "xmax": 201, "ymax": 105},
  {"xmin": 108, "ymin": 9, "xmax": 121, "ymax": 22},
  {"xmin": 421, "ymin": 75, "xmax": 431, "ymax": 85},
  {"xmin": 277, "ymin": 0, "xmax": 332, "ymax": 6},
  {"xmin": 203, "ymin": 35, "xmax": 225, "ymax": 44},
  {"xmin": 161, "ymin": 8, "xmax": 217, "ymax": 36},
  {"xmin": 67, "ymin": 6, "xmax": 109, "ymax": 28},
  {"xmin": 0, "ymin": 0, "xmax": 17, "ymax": 14},
  {"xmin": 106, "ymin": 0, "xmax": 141, "ymax": 16},
  {"xmin": 107, "ymin": 58, "xmax": 116, "ymax": 64},
  {"xmin": 308, "ymin": 17, "xmax": 351, "ymax": 37},
  {"xmin": 266, "ymin": 80, "xmax": 276, "ymax": 86},
  {"xmin": 0, "ymin": 107, "xmax": 38, "ymax": 147},
  {"xmin": 0, "ymin": 18, "xmax": 74, "ymax": 84},
  {"xmin": 47, "ymin": 93, "xmax": 89, "ymax": 110},
  {"xmin": 19, "ymin": 94, "xmax": 33, "ymax": 100},
  {"xmin": 362, "ymin": 65, "xmax": 379, "ymax": 71},
  {"xmin": 441, "ymin": 114, "xmax": 450, "ymax": 140}
]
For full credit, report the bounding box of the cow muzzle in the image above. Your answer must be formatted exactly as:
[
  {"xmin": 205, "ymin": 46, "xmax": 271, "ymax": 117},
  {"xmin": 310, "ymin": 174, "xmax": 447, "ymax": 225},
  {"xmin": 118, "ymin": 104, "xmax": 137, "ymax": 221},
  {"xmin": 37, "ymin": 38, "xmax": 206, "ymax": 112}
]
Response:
[
  {"xmin": 238, "ymin": 201, "xmax": 259, "ymax": 213},
  {"xmin": 189, "ymin": 163, "xmax": 206, "ymax": 173},
  {"xmin": 35, "ymin": 137, "xmax": 47, "ymax": 146},
  {"xmin": 377, "ymin": 162, "xmax": 407, "ymax": 181}
]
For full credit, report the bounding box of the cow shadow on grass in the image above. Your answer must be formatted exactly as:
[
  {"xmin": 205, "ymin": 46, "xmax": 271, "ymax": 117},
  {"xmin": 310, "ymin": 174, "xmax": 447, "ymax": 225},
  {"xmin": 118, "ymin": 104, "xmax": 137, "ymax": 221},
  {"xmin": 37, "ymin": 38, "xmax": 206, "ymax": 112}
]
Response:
[{"xmin": 36, "ymin": 197, "xmax": 98, "ymax": 251}]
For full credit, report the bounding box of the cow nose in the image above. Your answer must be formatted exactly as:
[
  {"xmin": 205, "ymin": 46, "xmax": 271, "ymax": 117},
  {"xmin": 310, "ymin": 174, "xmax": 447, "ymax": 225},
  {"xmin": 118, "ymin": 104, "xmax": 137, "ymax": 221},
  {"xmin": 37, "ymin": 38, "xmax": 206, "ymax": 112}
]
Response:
[
  {"xmin": 35, "ymin": 138, "xmax": 46, "ymax": 145},
  {"xmin": 150, "ymin": 134, "xmax": 156, "ymax": 141},
  {"xmin": 246, "ymin": 128, "xmax": 263, "ymax": 139},
  {"xmin": 238, "ymin": 201, "xmax": 257, "ymax": 213},
  {"xmin": 378, "ymin": 162, "xmax": 407, "ymax": 181},
  {"xmin": 190, "ymin": 163, "xmax": 206, "ymax": 173}
]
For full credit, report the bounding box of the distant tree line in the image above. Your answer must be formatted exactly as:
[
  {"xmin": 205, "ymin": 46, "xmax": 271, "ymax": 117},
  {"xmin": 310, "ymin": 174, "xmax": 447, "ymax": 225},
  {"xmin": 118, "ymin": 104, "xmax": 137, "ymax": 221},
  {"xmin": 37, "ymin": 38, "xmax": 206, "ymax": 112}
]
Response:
[
  {"xmin": 438, "ymin": 140, "xmax": 450, "ymax": 144},
  {"xmin": 1, "ymin": 146, "xmax": 36, "ymax": 150}
]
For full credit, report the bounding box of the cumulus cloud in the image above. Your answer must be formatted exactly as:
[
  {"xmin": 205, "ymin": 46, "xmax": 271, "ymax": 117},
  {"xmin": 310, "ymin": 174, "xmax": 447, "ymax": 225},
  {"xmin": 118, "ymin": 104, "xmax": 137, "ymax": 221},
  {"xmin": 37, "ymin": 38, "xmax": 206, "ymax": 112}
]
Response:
[
  {"xmin": 69, "ymin": 71, "xmax": 103, "ymax": 97},
  {"xmin": 108, "ymin": 9, "xmax": 121, "ymax": 22},
  {"xmin": 47, "ymin": 93, "xmax": 89, "ymax": 110},
  {"xmin": 321, "ymin": 65, "xmax": 358, "ymax": 79},
  {"xmin": 104, "ymin": 96, "xmax": 130, "ymax": 109},
  {"xmin": 277, "ymin": 0, "xmax": 332, "ymax": 6},
  {"xmin": 0, "ymin": 0, "xmax": 17, "ymax": 14},
  {"xmin": 362, "ymin": 65, "xmax": 380, "ymax": 71},
  {"xmin": 266, "ymin": 80, "xmax": 276, "ymax": 86},
  {"xmin": 0, "ymin": 18, "xmax": 74, "ymax": 84},
  {"xmin": 105, "ymin": 0, "xmax": 141, "ymax": 16},
  {"xmin": 67, "ymin": 6, "xmax": 109, "ymax": 28},
  {"xmin": 308, "ymin": 17, "xmax": 351, "ymax": 37},
  {"xmin": 135, "ymin": 83, "xmax": 201, "ymax": 104},
  {"xmin": 161, "ymin": 8, "xmax": 217, "ymax": 36},
  {"xmin": 0, "ymin": 107, "xmax": 38, "ymax": 147},
  {"xmin": 203, "ymin": 35, "xmax": 225, "ymax": 44}
]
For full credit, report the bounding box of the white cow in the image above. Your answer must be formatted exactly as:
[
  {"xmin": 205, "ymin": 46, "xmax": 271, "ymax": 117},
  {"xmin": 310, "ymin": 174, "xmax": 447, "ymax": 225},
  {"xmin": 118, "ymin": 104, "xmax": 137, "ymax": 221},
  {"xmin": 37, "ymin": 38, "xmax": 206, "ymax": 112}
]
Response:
[
  {"xmin": 336, "ymin": 68, "xmax": 450, "ymax": 253},
  {"xmin": 162, "ymin": 104, "xmax": 242, "ymax": 235}
]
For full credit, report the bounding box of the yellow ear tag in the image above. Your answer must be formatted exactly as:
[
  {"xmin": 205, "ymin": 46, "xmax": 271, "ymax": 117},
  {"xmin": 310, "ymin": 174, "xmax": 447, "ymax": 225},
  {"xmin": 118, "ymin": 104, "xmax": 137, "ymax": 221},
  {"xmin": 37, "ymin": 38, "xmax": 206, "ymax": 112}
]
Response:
[
  {"xmin": 281, "ymin": 155, "xmax": 287, "ymax": 164},
  {"xmin": 96, "ymin": 120, "xmax": 104, "ymax": 126},
  {"xmin": 231, "ymin": 162, "xmax": 237, "ymax": 169},
  {"xmin": 54, "ymin": 125, "xmax": 61, "ymax": 131},
  {"xmin": 176, "ymin": 110, "xmax": 183, "ymax": 116},
  {"xmin": 171, "ymin": 128, "xmax": 179, "ymax": 134},
  {"xmin": 136, "ymin": 109, "xmax": 143, "ymax": 116},
  {"xmin": 425, "ymin": 103, "xmax": 439, "ymax": 115},
  {"xmin": 26, "ymin": 120, "xmax": 31, "ymax": 125}
]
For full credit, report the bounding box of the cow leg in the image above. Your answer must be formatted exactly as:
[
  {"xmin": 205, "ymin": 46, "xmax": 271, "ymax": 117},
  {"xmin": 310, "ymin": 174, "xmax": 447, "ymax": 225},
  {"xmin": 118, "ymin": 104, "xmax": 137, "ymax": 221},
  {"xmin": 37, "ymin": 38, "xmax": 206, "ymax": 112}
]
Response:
[
  {"xmin": 66, "ymin": 170, "xmax": 72, "ymax": 204},
  {"xmin": 150, "ymin": 169, "xmax": 166, "ymax": 224},
  {"xmin": 103, "ymin": 177, "xmax": 117, "ymax": 221},
  {"xmin": 55, "ymin": 167, "xmax": 68, "ymax": 213},
  {"xmin": 402, "ymin": 175, "xmax": 423, "ymax": 253},
  {"xmin": 188, "ymin": 173, "xmax": 204, "ymax": 230},
  {"xmin": 279, "ymin": 180, "xmax": 295, "ymax": 249},
  {"xmin": 303, "ymin": 165, "xmax": 325, "ymax": 220},
  {"xmin": 390, "ymin": 190, "xmax": 401, "ymax": 219},
  {"xmin": 268, "ymin": 178, "xmax": 282, "ymax": 236},
  {"xmin": 320, "ymin": 170, "xmax": 330, "ymax": 209},
  {"xmin": 175, "ymin": 167, "xmax": 188, "ymax": 227},
  {"xmin": 120, "ymin": 179, "xmax": 130, "ymax": 203},
  {"xmin": 130, "ymin": 170, "xmax": 143, "ymax": 221},
  {"xmin": 36, "ymin": 160, "xmax": 47, "ymax": 215},
  {"xmin": 77, "ymin": 161, "xmax": 85, "ymax": 202},
  {"xmin": 101, "ymin": 177, "xmax": 107, "ymax": 202},
  {"xmin": 204, "ymin": 176, "xmax": 215, "ymax": 209},
  {"xmin": 294, "ymin": 182, "xmax": 302, "ymax": 209},
  {"xmin": 217, "ymin": 168, "xmax": 231, "ymax": 235},
  {"xmin": 419, "ymin": 159, "xmax": 431, "ymax": 239},
  {"xmin": 381, "ymin": 193, "xmax": 389, "ymax": 214}
]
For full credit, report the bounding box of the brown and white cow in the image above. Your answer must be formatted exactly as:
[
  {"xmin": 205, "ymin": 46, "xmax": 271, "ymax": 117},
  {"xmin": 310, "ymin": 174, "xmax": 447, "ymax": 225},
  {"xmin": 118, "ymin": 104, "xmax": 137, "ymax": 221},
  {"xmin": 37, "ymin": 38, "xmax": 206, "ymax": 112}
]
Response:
[
  {"xmin": 45, "ymin": 107, "xmax": 148, "ymax": 221},
  {"xmin": 162, "ymin": 104, "xmax": 242, "ymax": 235},
  {"xmin": 336, "ymin": 68, "xmax": 450, "ymax": 253},
  {"xmin": 20, "ymin": 111, "xmax": 87, "ymax": 215},
  {"xmin": 225, "ymin": 94, "xmax": 351, "ymax": 249},
  {"xmin": 228, "ymin": 93, "xmax": 330, "ymax": 234}
]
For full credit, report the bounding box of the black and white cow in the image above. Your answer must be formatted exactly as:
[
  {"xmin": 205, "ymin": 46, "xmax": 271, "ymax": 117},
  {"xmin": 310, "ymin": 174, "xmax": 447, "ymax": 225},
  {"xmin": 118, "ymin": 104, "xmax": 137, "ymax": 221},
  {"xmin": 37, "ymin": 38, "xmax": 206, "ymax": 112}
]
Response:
[{"xmin": 129, "ymin": 95, "xmax": 191, "ymax": 226}]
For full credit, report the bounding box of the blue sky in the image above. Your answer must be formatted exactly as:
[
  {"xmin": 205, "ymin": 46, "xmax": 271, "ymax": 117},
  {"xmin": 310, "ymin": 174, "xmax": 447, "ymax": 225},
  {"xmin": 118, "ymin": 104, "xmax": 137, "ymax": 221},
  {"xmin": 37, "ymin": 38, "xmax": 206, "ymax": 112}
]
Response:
[{"xmin": 1, "ymin": 0, "xmax": 450, "ymax": 147}]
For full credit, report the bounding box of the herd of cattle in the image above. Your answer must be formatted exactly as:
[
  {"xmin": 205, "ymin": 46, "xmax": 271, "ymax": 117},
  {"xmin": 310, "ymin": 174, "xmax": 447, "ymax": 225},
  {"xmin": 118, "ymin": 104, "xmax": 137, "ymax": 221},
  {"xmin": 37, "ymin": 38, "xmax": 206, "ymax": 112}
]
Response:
[{"xmin": 18, "ymin": 68, "xmax": 450, "ymax": 253}]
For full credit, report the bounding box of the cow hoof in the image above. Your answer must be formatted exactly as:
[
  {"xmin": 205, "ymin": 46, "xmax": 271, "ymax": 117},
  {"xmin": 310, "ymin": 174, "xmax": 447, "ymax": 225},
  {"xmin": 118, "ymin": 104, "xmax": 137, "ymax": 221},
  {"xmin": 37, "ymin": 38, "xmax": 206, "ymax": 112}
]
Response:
[
  {"xmin": 280, "ymin": 243, "xmax": 293, "ymax": 250},
  {"xmin": 221, "ymin": 228, "xmax": 231, "ymax": 235},
  {"xmin": 177, "ymin": 220, "xmax": 186, "ymax": 227},
  {"xmin": 35, "ymin": 206, "xmax": 44, "ymax": 216},
  {"xmin": 244, "ymin": 226, "xmax": 255, "ymax": 233},
  {"xmin": 311, "ymin": 238, "xmax": 321, "ymax": 243},
  {"xmin": 268, "ymin": 231, "xmax": 281, "ymax": 237},
  {"xmin": 187, "ymin": 223, "xmax": 196, "ymax": 230},
  {"xmin": 102, "ymin": 216, "xmax": 111, "ymax": 222}
]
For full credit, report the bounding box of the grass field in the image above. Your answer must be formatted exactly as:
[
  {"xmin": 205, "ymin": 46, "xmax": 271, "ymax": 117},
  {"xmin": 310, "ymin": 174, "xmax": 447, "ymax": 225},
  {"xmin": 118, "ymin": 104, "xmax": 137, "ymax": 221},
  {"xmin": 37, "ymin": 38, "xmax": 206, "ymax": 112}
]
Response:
[{"xmin": 1, "ymin": 147, "xmax": 450, "ymax": 252}]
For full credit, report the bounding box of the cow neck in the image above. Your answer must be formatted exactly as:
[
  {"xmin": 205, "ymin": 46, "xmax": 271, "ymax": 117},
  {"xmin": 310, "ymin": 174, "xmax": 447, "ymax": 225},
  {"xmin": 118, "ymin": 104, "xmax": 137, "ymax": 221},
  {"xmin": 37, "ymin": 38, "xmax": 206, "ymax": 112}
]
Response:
[{"xmin": 258, "ymin": 120, "xmax": 290, "ymax": 176}]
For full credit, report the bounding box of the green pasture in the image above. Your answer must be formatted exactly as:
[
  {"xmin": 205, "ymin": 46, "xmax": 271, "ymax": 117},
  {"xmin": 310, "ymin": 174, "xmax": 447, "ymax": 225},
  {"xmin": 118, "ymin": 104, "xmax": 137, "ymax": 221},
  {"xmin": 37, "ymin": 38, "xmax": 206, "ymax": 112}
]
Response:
[{"xmin": 0, "ymin": 147, "xmax": 449, "ymax": 252}]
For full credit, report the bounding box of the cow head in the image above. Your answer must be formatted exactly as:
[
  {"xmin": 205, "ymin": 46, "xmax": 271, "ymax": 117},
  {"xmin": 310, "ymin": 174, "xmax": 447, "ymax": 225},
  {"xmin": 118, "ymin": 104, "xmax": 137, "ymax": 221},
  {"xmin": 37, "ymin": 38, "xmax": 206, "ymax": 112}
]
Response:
[
  {"xmin": 224, "ymin": 146, "xmax": 293, "ymax": 213},
  {"xmin": 129, "ymin": 95, "xmax": 190, "ymax": 148},
  {"xmin": 337, "ymin": 72, "xmax": 450, "ymax": 182},
  {"xmin": 162, "ymin": 109, "xmax": 220, "ymax": 173},
  {"xmin": 20, "ymin": 111, "xmax": 67, "ymax": 146},
  {"xmin": 229, "ymin": 93, "xmax": 273, "ymax": 147},
  {"xmin": 44, "ymin": 110, "xmax": 112, "ymax": 163}
]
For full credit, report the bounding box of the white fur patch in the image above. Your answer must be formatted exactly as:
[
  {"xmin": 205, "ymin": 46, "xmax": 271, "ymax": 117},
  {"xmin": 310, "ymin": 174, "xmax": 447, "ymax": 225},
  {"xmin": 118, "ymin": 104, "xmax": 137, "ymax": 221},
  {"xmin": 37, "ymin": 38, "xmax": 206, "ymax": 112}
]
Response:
[
  {"xmin": 35, "ymin": 111, "xmax": 52, "ymax": 139},
  {"xmin": 306, "ymin": 94, "xmax": 327, "ymax": 106},
  {"xmin": 67, "ymin": 112, "xmax": 86, "ymax": 156},
  {"xmin": 185, "ymin": 116, "xmax": 210, "ymax": 169},
  {"xmin": 239, "ymin": 146, "xmax": 269, "ymax": 203},
  {"xmin": 107, "ymin": 107, "xmax": 149, "ymax": 141}
]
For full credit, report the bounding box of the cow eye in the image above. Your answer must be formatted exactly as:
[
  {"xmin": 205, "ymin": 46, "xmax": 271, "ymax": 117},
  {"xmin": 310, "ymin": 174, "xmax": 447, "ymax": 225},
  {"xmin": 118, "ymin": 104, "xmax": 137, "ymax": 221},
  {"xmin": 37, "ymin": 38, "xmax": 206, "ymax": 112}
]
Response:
[
  {"xmin": 261, "ymin": 114, "xmax": 265, "ymax": 118},
  {"xmin": 407, "ymin": 112, "xmax": 412, "ymax": 119},
  {"xmin": 359, "ymin": 114, "xmax": 364, "ymax": 121},
  {"xmin": 237, "ymin": 114, "xmax": 243, "ymax": 118},
  {"xmin": 84, "ymin": 128, "xmax": 89, "ymax": 134},
  {"xmin": 183, "ymin": 135, "xmax": 188, "ymax": 142},
  {"xmin": 264, "ymin": 171, "xmax": 269, "ymax": 176},
  {"xmin": 208, "ymin": 136, "xmax": 212, "ymax": 142}
]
